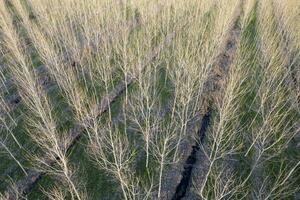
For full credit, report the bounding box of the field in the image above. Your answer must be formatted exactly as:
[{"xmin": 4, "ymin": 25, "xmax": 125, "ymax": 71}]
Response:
[{"xmin": 0, "ymin": 0, "xmax": 299, "ymax": 199}]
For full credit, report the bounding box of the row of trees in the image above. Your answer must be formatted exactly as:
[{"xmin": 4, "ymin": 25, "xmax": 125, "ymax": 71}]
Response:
[{"xmin": 0, "ymin": 0, "xmax": 299, "ymax": 199}]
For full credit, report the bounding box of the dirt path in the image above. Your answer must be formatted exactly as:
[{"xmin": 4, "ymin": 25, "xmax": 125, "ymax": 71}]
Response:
[
  {"xmin": 159, "ymin": 2, "xmax": 243, "ymax": 199},
  {"xmin": 171, "ymin": 110, "xmax": 211, "ymax": 200}
]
